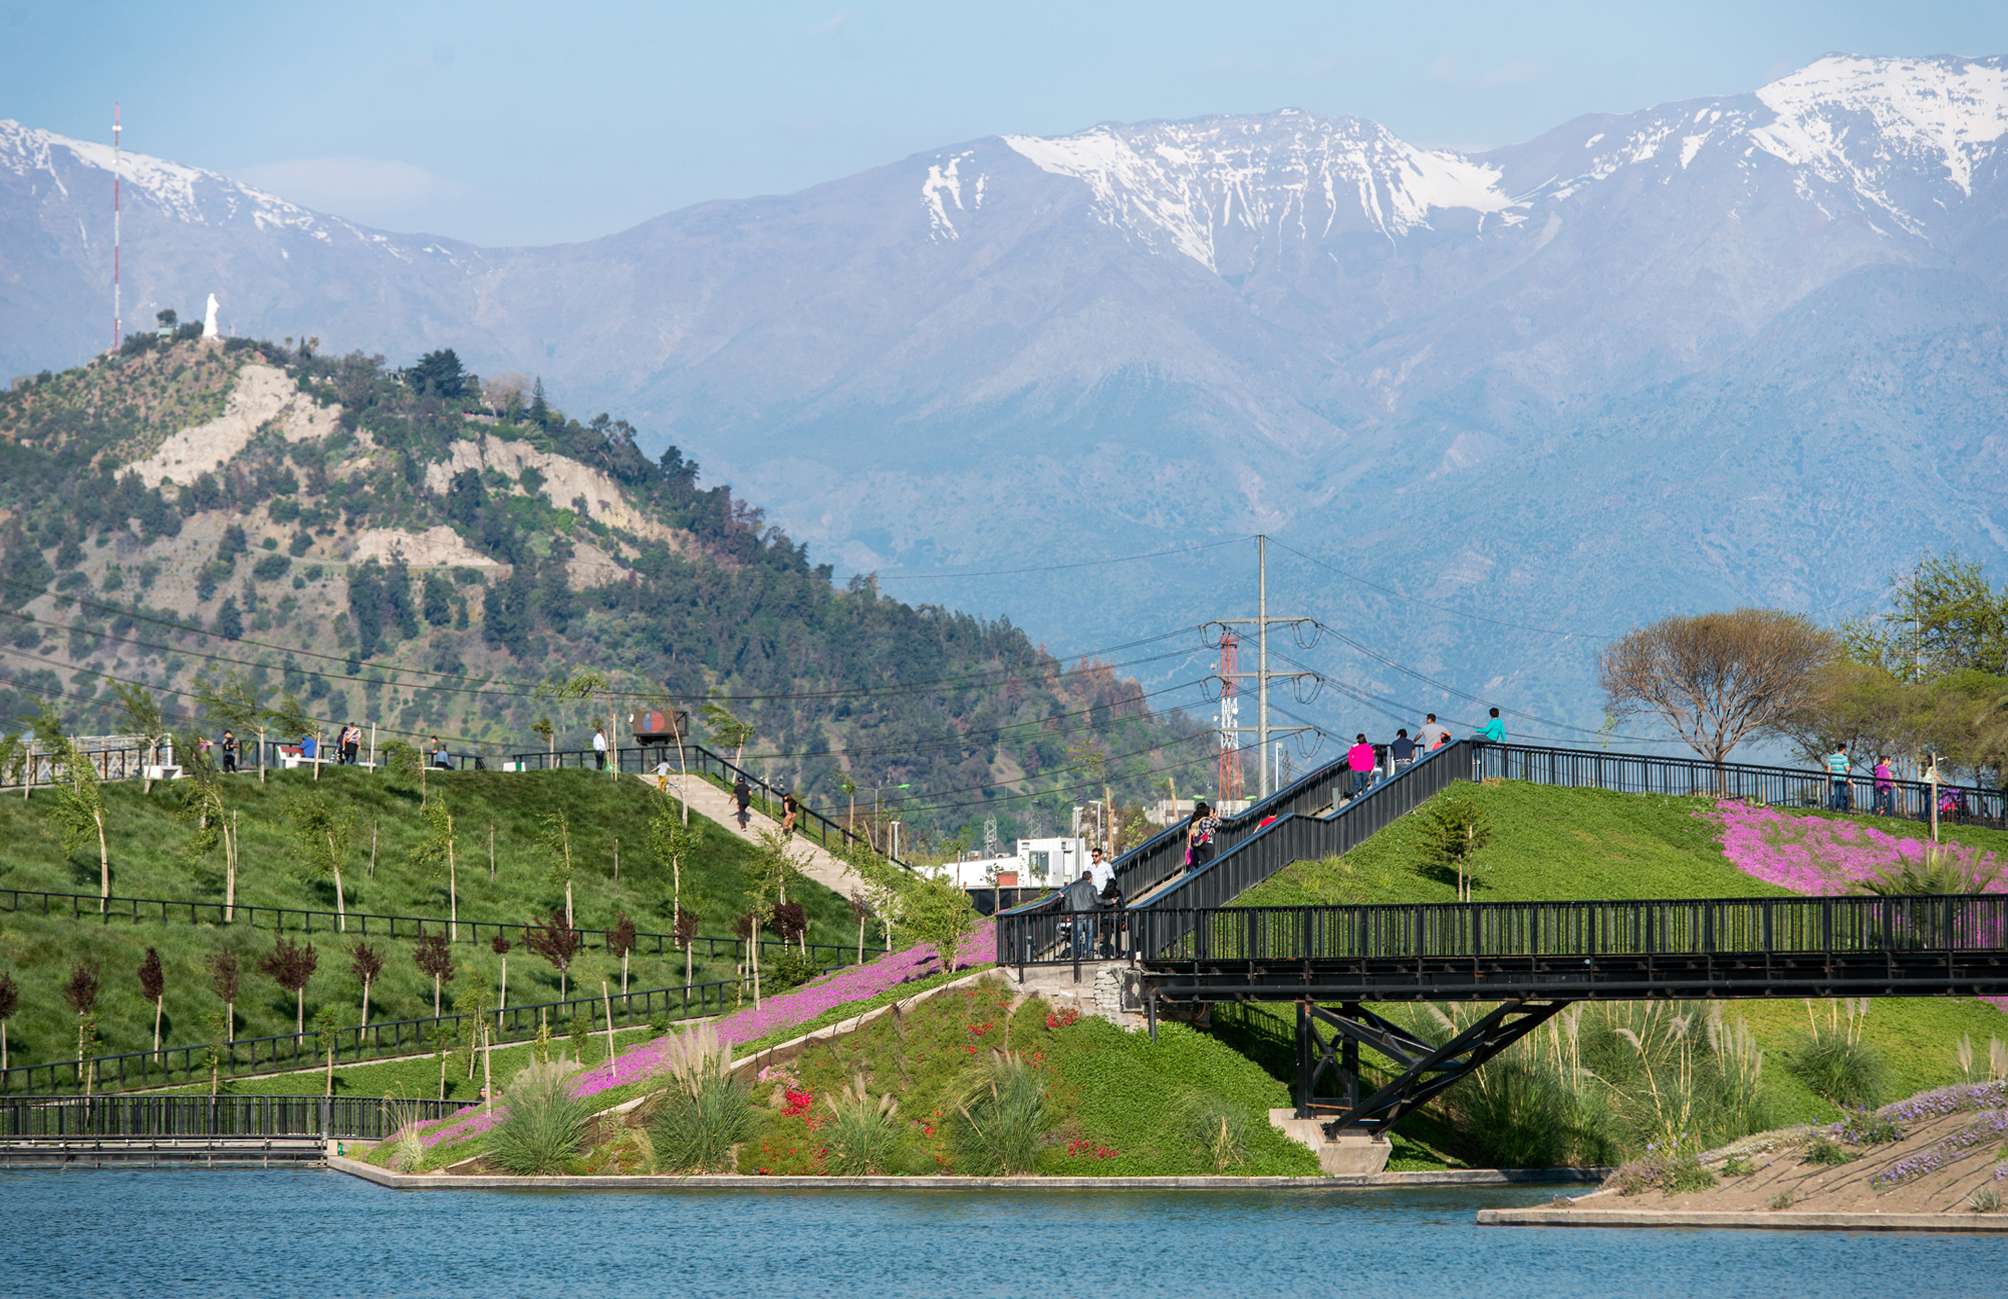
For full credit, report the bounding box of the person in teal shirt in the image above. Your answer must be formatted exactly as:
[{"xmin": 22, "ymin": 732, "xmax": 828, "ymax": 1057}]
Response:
[
  {"xmin": 1477, "ymin": 708, "xmax": 1506, "ymax": 744},
  {"xmin": 1824, "ymin": 743, "xmax": 1852, "ymax": 811}
]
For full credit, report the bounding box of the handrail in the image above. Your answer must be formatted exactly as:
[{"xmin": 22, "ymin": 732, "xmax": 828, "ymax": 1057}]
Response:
[
  {"xmin": 509, "ymin": 742, "xmax": 912, "ymax": 871},
  {"xmin": 0, "ymin": 885, "xmax": 856, "ymax": 966},
  {"xmin": 0, "ymin": 962, "xmax": 839, "ymax": 1095},
  {"xmin": 0, "ymin": 1094, "xmax": 465, "ymax": 1140}
]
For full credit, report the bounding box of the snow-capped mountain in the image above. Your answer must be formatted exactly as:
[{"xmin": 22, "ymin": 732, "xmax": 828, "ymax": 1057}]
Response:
[{"xmin": 2, "ymin": 53, "xmax": 2005, "ymax": 722}]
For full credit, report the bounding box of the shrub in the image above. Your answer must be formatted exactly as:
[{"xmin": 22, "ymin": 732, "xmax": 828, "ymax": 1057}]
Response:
[
  {"xmin": 1718, "ymin": 1154, "xmax": 1753, "ymax": 1177},
  {"xmin": 649, "ymin": 1024, "xmax": 753, "ymax": 1173},
  {"xmin": 1834, "ymin": 1106, "xmax": 1902, "ymax": 1146},
  {"xmin": 1609, "ymin": 1152, "xmax": 1715, "ymax": 1196},
  {"xmin": 1971, "ymin": 1186, "xmax": 2002, "ymax": 1213},
  {"xmin": 768, "ymin": 949, "xmax": 820, "ymax": 994},
  {"xmin": 822, "ymin": 1076, "xmax": 905, "ymax": 1175},
  {"xmin": 953, "ymin": 1050, "xmax": 1050, "ymax": 1174},
  {"xmin": 381, "ymin": 1098, "xmax": 428, "ymax": 1173},
  {"xmin": 1790, "ymin": 1036, "xmax": 1887, "ymax": 1109},
  {"xmin": 489, "ymin": 1061, "xmax": 593, "ymax": 1175},
  {"xmin": 1802, "ymin": 1134, "xmax": 1853, "ymax": 1166},
  {"xmin": 1769, "ymin": 1190, "xmax": 1796, "ymax": 1211},
  {"xmin": 1177, "ymin": 1095, "xmax": 1251, "ymax": 1173}
]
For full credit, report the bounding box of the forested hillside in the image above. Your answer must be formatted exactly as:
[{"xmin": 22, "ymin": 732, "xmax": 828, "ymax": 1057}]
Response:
[{"xmin": 0, "ymin": 333, "xmax": 1209, "ymax": 843}]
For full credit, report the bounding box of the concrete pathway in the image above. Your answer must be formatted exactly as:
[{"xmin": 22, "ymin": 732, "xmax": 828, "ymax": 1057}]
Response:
[{"xmin": 632, "ymin": 771, "xmax": 863, "ymax": 897}]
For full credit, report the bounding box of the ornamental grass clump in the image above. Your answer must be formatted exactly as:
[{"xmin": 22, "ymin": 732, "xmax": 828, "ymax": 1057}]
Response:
[
  {"xmin": 381, "ymin": 1097, "xmax": 428, "ymax": 1173},
  {"xmin": 822, "ymin": 1075, "xmax": 905, "ymax": 1175},
  {"xmin": 648, "ymin": 1023, "xmax": 753, "ymax": 1173},
  {"xmin": 1788, "ymin": 1000, "xmax": 1886, "ymax": 1109},
  {"xmin": 1177, "ymin": 1095, "xmax": 1251, "ymax": 1173},
  {"xmin": 953, "ymin": 1050, "xmax": 1050, "ymax": 1175},
  {"xmin": 489, "ymin": 1061, "xmax": 594, "ymax": 1176}
]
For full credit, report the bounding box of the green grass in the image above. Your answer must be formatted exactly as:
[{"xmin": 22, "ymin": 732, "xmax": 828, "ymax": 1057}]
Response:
[
  {"xmin": 0, "ymin": 766, "xmax": 863, "ymax": 1082},
  {"xmin": 1223, "ymin": 780, "xmax": 2008, "ymax": 1157},
  {"xmin": 718, "ymin": 976, "xmax": 1319, "ymax": 1176}
]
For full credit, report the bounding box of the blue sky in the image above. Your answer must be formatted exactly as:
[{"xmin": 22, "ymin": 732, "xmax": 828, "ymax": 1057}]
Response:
[{"xmin": 5, "ymin": 0, "xmax": 2006, "ymax": 244}]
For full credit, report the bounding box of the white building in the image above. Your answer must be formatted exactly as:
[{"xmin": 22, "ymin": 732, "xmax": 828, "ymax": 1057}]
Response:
[{"xmin": 927, "ymin": 837, "xmax": 1100, "ymax": 891}]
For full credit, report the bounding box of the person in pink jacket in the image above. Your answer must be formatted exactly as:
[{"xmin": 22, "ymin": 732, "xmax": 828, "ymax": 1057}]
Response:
[{"xmin": 1346, "ymin": 733, "xmax": 1376, "ymax": 799}]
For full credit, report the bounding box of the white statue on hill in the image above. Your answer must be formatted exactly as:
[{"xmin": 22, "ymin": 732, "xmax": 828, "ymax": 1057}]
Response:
[{"xmin": 202, "ymin": 293, "xmax": 221, "ymax": 340}]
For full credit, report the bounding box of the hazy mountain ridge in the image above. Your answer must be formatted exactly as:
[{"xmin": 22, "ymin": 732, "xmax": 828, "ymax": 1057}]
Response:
[{"xmin": 3, "ymin": 52, "xmax": 2005, "ymax": 729}]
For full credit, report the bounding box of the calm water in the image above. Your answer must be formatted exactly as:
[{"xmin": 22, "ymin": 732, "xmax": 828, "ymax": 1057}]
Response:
[{"xmin": 0, "ymin": 1171, "xmax": 1999, "ymax": 1298}]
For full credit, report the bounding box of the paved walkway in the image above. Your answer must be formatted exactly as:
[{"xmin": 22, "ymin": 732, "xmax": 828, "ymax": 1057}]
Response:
[{"xmin": 634, "ymin": 771, "xmax": 863, "ymax": 897}]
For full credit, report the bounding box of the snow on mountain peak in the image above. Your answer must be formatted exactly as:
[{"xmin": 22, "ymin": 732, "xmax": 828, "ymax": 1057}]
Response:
[
  {"xmin": 1000, "ymin": 115, "xmax": 1518, "ymax": 271},
  {"xmin": 1752, "ymin": 54, "xmax": 2008, "ymax": 196}
]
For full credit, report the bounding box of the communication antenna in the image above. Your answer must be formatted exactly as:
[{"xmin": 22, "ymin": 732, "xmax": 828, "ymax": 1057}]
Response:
[
  {"xmin": 112, "ymin": 102, "xmax": 122, "ymax": 351},
  {"xmin": 1216, "ymin": 630, "xmax": 1245, "ymax": 802}
]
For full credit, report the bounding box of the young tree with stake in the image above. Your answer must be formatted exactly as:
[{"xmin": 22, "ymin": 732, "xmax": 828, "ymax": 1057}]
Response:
[
  {"xmin": 414, "ymin": 933, "xmax": 454, "ymax": 1019},
  {"xmin": 609, "ymin": 912, "xmax": 637, "ymax": 998},
  {"xmin": 175, "ymin": 731, "xmax": 240, "ymax": 920},
  {"xmin": 350, "ymin": 943, "xmax": 384, "ymax": 1029},
  {"xmin": 312, "ymin": 1004, "xmax": 343, "ymax": 1098},
  {"xmin": 0, "ymin": 972, "xmax": 15, "ymax": 1074},
  {"xmin": 647, "ymin": 803, "xmax": 697, "ymax": 943},
  {"xmin": 491, "ymin": 934, "xmax": 512, "ymax": 1012},
  {"xmin": 207, "ymin": 950, "xmax": 240, "ymax": 1044},
  {"xmin": 411, "ymin": 797, "xmax": 460, "ymax": 941},
  {"xmin": 113, "ymin": 683, "xmax": 167, "ymax": 795},
  {"xmin": 701, "ymin": 702, "xmax": 756, "ymax": 767},
  {"xmin": 63, "ymin": 963, "xmax": 100, "ymax": 1094},
  {"xmin": 294, "ymin": 792, "xmax": 354, "ymax": 931},
  {"xmin": 523, "ymin": 911, "xmax": 582, "ymax": 1002},
  {"xmin": 35, "ymin": 710, "xmax": 111, "ymax": 913},
  {"xmin": 137, "ymin": 946, "xmax": 166, "ymax": 1057},
  {"xmin": 542, "ymin": 810, "xmax": 577, "ymax": 929},
  {"xmin": 259, "ymin": 937, "xmax": 318, "ymax": 1036}
]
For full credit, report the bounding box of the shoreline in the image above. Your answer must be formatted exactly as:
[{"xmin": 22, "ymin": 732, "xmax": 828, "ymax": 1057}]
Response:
[
  {"xmin": 328, "ymin": 1154, "xmax": 1602, "ymax": 1192},
  {"xmin": 1478, "ymin": 1206, "xmax": 2008, "ymax": 1233}
]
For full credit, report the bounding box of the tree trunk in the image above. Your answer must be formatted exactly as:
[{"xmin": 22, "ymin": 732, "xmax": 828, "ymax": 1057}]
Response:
[
  {"xmin": 684, "ymin": 943, "xmax": 693, "ymax": 993},
  {"xmin": 313, "ymin": 729, "xmax": 323, "ymax": 783},
  {"xmin": 95, "ymin": 811, "xmax": 109, "ymax": 914},
  {"xmin": 432, "ymin": 973, "xmax": 442, "ymax": 1019},
  {"xmin": 2, "ymin": 1020, "xmax": 7, "ymax": 1073},
  {"xmin": 750, "ymin": 921, "xmax": 762, "ymax": 1008},
  {"xmin": 295, "ymin": 987, "xmax": 304, "ymax": 1036},
  {"xmin": 601, "ymin": 981, "xmax": 617, "ymax": 1075},
  {"xmin": 671, "ymin": 859, "xmax": 681, "ymax": 942},
  {"xmin": 361, "ymin": 976, "xmax": 371, "ymax": 1029},
  {"xmin": 673, "ymin": 721, "xmax": 690, "ymax": 827},
  {"xmin": 487, "ymin": 822, "xmax": 496, "ymax": 881},
  {"xmin": 498, "ymin": 956, "xmax": 507, "ymax": 1012},
  {"xmin": 564, "ymin": 879, "xmax": 574, "ymax": 931},
  {"xmin": 153, "ymin": 996, "xmax": 163, "ymax": 1056},
  {"xmin": 612, "ymin": 836, "xmax": 620, "ymax": 884},
  {"xmin": 225, "ymin": 998, "xmax": 234, "ymax": 1044},
  {"xmin": 325, "ymin": 1042, "xmax": 334, "ymax": 1097},
  {"xmin": 331, "ymin": 843, "xmax": 347, "ymax": 933},
  {"xmin": 857, "ymin": 915, "xmax": 865, "ymax": 964},
  {"xmin": 438, "ymin": 1050, "xmax": 446, "ymax": 1103},
  {"xmin": 620, "ymin": 949, "xmax": 629, "ymax": 996},
  {"xmin": 368, "ymin": 819, "xmax": 378, "ymax": 881},
  {"xmin": 559, "ymin": 968, "xmax": 568, "ymax": 1003},
  {"xmin": 224, "ymin": 815, "xmax": 238, "ymax": 922},
  {"xmin": 258, "ymin": 728, "xmax": 267, "ymax": 784},
  {"xmin": 447, "ymin": 839, "xmax": 459, "ymax": 943},
  {"xmin": 481, "ymin": 1023, "xmax": 493, "ymax": 1111}
]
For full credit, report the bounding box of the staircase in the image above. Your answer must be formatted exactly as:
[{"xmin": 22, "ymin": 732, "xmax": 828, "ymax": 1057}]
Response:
[{"xmin": 636, "ymin": 771, "xmax": 866, "ymax": 898}]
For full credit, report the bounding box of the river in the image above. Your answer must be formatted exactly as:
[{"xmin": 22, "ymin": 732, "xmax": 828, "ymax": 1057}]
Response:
[{"xmin": 0, "ymin": 1171, "xmax": 1994, "ymax": 1297}]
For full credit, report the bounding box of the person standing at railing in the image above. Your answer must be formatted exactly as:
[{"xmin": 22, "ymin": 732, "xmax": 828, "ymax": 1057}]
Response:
[
  {"xmin": 592, "ymin": 725, "xmax": 608, "ymax": 771},
  {"xmin": 1186, "ymin": 801, "xmax": 1219, "ymax": 872},
  {"xmin": 221, "ymin": 729, "xmax": 238, "ymax": 774},
  {"xmin": 1098, "ymin": 872, "xmax": 1124, "ymax": 959},
  {"xmin": 1872, "ymin": 755, "xmax": 1896, "ymax": 816},
  {"xmin": 1346, "ymin": 733, "xmax": 1376, "ymax": 799},
  {"xmin": 1824, "ymin": 742, "xmax": 1853, "ymax": 811},
  {"xmin": 1478, "ymin": 708, "xmax": 1506, "ymax": 744},
  {"xmin": 1418, "ymin": 714, "xmax": 1450, "ymax": 752},
  {"xmin": 1389, "ymin": 728, "xmax": 1416, "ymax": 773},
  {"xmin": 1065, "ymin": 870, "xmax": 1099, "ymax": 958},
  {"xmin": 733, "ymin": 775, "xmax": 752, "ymax": 829}
]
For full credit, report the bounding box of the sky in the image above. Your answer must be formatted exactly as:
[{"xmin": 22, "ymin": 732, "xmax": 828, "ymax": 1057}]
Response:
[{"xmin": 4, "ymin": 0, "xmax": 2007, "ymax": 245}]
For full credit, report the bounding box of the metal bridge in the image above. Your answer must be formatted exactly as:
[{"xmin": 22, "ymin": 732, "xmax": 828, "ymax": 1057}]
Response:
[
  {"xmin": 995, "ymin": 740, "xmax": 2008, "ymax": 1135},
  {"xmin": 0, "ymin": 1094, "xmax": 463, "ymax": 1166}
]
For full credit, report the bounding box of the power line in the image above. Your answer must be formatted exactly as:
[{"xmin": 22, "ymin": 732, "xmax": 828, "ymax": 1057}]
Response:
[
  {"xmin": 890, "ymin": 739, "xmax": 1243, "ymax": 817},
  {"xmin": 1266, "ymin": 536, "xmax": 1615, "ymax": 642},
  {"xmin": 875, "ymin": 536, "xmax": 1252, "ymax": 581}
]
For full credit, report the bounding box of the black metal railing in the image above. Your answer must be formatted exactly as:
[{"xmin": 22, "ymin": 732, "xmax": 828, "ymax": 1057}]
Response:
[
  {"xmin": 1473, "ymin": 742, "xmax": 2004, "ymax": 826},
  {"xmin": 1133, "ymin": 892, "xmax": 2008, "ymax": 968},
  {"xmin": 0, "ymin": 964, "xmax": 835, "ymax": 1095},
  {"xmin": 507, "ymin": 742, "xmax": 911, "ymax": 870},
  {"xmin": 0, "ymin": 885, "xmax": 855, "ymax": 968},
  {"xmin": 0, "ymin": 1094, "xmax": 463, "ymax": 1140}
]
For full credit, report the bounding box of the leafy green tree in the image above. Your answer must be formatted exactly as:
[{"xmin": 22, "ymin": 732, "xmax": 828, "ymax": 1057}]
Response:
[
  {"xmin": 34, "ymin": 709, "xmax": 110, "ymax": 912},
  {"xmin": 541, "ymin": 669, "xmax": 621, "ymax": 780},
  {"xmin": 196, "ymin": 672, "xmax": 265, "ymax": 783},
  {"xmin": 647, "ymin": 801, "xmax": 699, "ymax": 944},
  {"xmin": 701, "ymin": 702, "xmax": 756, "ymax": 766},
  {"xmin": 898, "ymin": 872, "xmax": 978, "ymax": 973},
  {"xmin": 312, "ymin": 1004, "xmax": 344, "ymax": 1098},
  {"xmin": 174, "ymin": 729, "xmax": 241, "ymax": 919},
  {"xmin": 405, "ymin": 348, "xmax": 468, "ymax": 398},
  {"xmin": 265, "ymin": 691, "xmax": 316, "ymax": 781},
  {"xmin": 1421, "ymin": 795, "xmax": 1492, "ymax": 902},
  {"xmin": 293, "ymin": 792, "xmax": 354, "ymax": 930},
  {"xmin": 350, "ymin": 942, "xmax": 385, "ymax": 1029},
  {"xmin": 410, "ymin": 797, "xmax": 460, "ymax": 941},
  {"xmin": 112, "ymin": 683, "xmax": 167, "ymax": 793}
]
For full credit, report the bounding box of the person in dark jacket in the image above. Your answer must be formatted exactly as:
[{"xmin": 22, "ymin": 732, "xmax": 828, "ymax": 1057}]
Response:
[
  {"xmin": 733, "ymin": 776, "xmax": 752, "ymax": 829},
  {"xmin": 1098, "ymin": 874, "xmax": 1125, "ymax": 959},
  {"xmin": 1064, "ymin": 870, "xmax": 1100, "ymax": 958},
  {"xmin": 221, "ymin": 730, "xmax": 238, "ymax": 774}
]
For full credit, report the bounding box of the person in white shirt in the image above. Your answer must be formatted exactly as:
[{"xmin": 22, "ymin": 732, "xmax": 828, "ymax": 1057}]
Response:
[
  {"xmin": 1088, "ymin": 846, "xmax": 1112, "ymax": 891},
  {"xmin": 1417, "ymin": 714, "xmax": 1451, "ymax": 751},
  {"xmin": 592, "ymin": 726, "xmax": 608, "ymax": 771}
]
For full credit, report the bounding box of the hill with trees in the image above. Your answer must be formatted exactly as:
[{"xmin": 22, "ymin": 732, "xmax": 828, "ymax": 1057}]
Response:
[{"xmin": 0, "ymin": 331, "xmax": 1210, "ymax": 846}]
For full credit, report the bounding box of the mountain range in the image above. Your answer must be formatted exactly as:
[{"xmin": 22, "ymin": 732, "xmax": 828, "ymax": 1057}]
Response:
[{"xmin": 4, "ymin": 52, "xmax": 2006, "ymax": 735}]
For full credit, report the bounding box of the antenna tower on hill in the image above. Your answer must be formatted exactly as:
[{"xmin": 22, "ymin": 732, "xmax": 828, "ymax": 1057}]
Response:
[{"xmin": 1215, "ymin": 630, "xmax": 1244, "ymax": 802}]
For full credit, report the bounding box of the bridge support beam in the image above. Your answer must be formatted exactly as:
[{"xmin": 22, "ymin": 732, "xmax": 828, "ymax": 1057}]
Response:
[{"xmin": 1293, "ymin": 998, "xmax": 1571, "ymax": 1135}]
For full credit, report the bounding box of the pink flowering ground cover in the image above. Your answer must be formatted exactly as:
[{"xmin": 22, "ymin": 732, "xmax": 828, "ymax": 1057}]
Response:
[
  {"xmin": 1709, "ymin": 801, "xmax": 2008, "ymax": 1010},
  {"xmin": 421, "ymin": 925, "xmax": 998, "ymax": 1148}
]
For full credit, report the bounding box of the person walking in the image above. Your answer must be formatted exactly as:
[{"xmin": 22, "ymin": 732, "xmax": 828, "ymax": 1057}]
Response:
[
  {"xmin": 1824, "ymin": 742, "xmax": 1853, "ymax": 811},
  {"xmin": 341, "ymin": 723, "xmax": 361, "ymax": 766},
  {"xmin": 781, "ymin": 791, "xmax": 800, "ymax": 837},
  {"xmin": 733, "ymin": 775, "xmax": 752, "ymax": 830},
  {"xmin": 1088, "ymin": 845, "xmax": 1111, "ymax": 891},
  {"xmin": 592, "ymin": 725, "xmax": 608, "ymax": 771},
  {"xmin": 1872, "ymin": 754, "xmax": 1896, "ymax": 817},
  {"xmin": 1064, "ymin": 869, "xmax": 1100, "ymax": 959},
  {"xmin": 1389, "ymin": 728, "xmax": 1417, "ymax": 774},
  {"xmin": 221, "ymin": 729, "xmax": 238, "ymax": 775},
  {"xmin": 1098, "ymin": 872, "xmax": 1125, "ymax": 959},
  {"xmin": 1417, "ymin": 714, "xmax": 1450, "ymax": 752},
  {"xmin": 1346, "ymin": 733, "xmax": 1376, "ymax": 799},
  {"xmin": 1478, "ymin": 708, "xmax": 1506, "ymax": 744},
  {"xmin": 1185, "ymin": 801, "xmax": 1219, "ymax": 873}
]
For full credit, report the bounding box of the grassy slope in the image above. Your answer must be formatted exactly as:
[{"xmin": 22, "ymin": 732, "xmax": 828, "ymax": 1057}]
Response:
[
  {"xmin": 0, "ymin": 766, "xmax": 861, "ymax": 1069},
  {"xmin": 1233, "ymin": 780, "xmax": 2008, "ymax": 1130}
]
